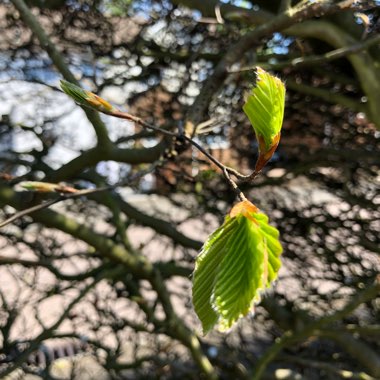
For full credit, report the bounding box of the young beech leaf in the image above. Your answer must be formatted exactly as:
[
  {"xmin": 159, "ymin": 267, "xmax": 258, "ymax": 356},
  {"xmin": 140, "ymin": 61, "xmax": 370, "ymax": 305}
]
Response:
[
  {"xmin": 243, "ymin": 67, "xmax": 285, "ymax": 172},
  {"xmin": 192, "ymin": 200, "xmax": 282, "ymax": 334},
  {"xmin": 60, "ymin": 80, "xmax": 115, "ymax": 113}
]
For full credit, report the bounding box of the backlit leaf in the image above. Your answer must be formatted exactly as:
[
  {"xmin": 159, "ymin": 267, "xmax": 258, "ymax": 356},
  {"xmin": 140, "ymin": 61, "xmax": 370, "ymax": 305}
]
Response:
[
  {"xmin": 243, "ymin": 67, "xmax": 285, "ymax": 171},
  {"xmin": 192, "ymin": 200, "xmax": 282, "ymax": 334}
]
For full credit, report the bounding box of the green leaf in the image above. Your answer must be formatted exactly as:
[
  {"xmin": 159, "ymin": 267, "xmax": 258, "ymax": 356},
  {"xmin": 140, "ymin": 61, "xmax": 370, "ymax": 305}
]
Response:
[
  {"xmin": 60, "ymin": 80, "xmax": 115, "ymax": 113},
  {"xmin": 243, "ymin": 67, "xmax": 285, "ymax": 151},
  {"xmin": 192, "ymin": 200, "xmax": 282, "ymax": 334}
]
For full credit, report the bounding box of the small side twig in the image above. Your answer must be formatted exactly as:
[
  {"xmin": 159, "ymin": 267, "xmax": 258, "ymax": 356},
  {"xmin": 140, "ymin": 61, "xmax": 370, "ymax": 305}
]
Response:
[
  {"xmin": 0, "ymin": 165, "xmax": 158, "ymax": 229},
  {"xmin": 102, "ymin": 108, "xmax": 249, "ymax": 200},
  {"xmin": 0, "ymin": 198, "xmax": 62, "ymax": 228}
]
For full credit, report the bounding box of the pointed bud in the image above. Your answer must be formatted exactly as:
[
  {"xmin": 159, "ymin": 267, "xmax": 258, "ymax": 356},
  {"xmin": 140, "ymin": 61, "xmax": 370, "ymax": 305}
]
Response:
[
  {"xmin": 20, "ymin": 181, "xmax": 78, "ymax": 193},
  {"xmin": 60, "ymin": 80, "xmax": 115, "ymax": 113}
]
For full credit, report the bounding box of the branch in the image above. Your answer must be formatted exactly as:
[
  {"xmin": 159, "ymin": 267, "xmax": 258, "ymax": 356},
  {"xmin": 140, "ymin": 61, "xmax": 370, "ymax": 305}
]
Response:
[
  {"xmin": 60, "ymin": 80, "xmax": 247, "ymax": 198},
  {"xmin": 0, "ymin": 184, "xmax": 153, "ymax": 276},
  {"xmin": 170, "ymin": 0, "xmax": 272, "ymax": 25},
  {"xmin": 113, "ymin": 114, "xmax": 246, "ymax": 199},
  {"xmin": 0, "ymin": 276, "xmax": 100, "ymax": 378},
  {"xmin": 184, "ymin": 0, "xmax": 358, "ymax": 135},
  {"xmin": 175, "ymin": 0, "xmax": 379, "ymax": 127},
  {"xmin": 0, "ymin": 256, "xmax": 117, "ymax": 282},
  {"xmin": 0, "ymin": 184, "xmax": 119, "ymax": 229},
  {"xmin": 286, "ymin": 20, "xmax": 380, "ymax": 127},
  {"xmin": 46, "ymin": 142, "xmax": 166, "ymax": 182},
  {"xmin": 10, "ymin": 0, "xmax": 111, "ymax": 146},
  {"xmin": 344, "ymin": 324, "xmax": 380, "ymax": 337},
  {"xmin": 279, "ymin": 355, "xmax": 377, "ymax": 380},
  {"xmin": 317, "ymin": 330, "xmax": 380, "ymax": 377},
  {"xmin": 252, "ymin": 276, "xmax": 380, "ymax": 379},
  {"xmin": 286, "ymin": 79, "xmax": 368, "ymax": 114},
  {"xmin": 101, "ymin": 194, "xmax": 203, "ymax": 250},
  {"xmin": 1, "ymin": 166, "xmax": 203, "ymax": 250},
  {"xmin": 0, "ymin": 197, "xmax": 61, "ymax": 228},
  {"xmin": 0, "ymin": 184, "xmax": 216, "ymax": 378},
  {"xmin": 235, "ymin": 34, "xmax": 380, "ymax": 71},
  {"xmin": 149, "ymin": 270, "xmax": 217, "ymax": 379}
]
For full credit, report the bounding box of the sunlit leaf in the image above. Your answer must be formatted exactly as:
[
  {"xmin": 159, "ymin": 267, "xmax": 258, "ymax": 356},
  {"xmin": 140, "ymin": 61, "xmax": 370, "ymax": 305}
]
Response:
[
  {"xmin": 192, "ymin": 200, "xmax": 282, "ymax": 334},
  {"xmin": 243, "ymin": 67, "xmax": 285, "ymax": 171}
]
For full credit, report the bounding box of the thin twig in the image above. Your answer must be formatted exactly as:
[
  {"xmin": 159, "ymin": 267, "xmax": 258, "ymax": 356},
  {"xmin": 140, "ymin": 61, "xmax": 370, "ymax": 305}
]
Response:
[
  {"xmin": 0, "ymin": 198, "xmax": 62, "ymax": 228},
  {"xmin": 232, "ymin": 34, "xmax": 380, "ymax": 73},
  {"xmin": 0, "ymin": 165, "xmax": 158, "ymax": 229},
  {"xmin": 223, "ymin": 168, "xmax": 247, "ymax": 202},
  {"xmin": 104, "ymin": 108, "xmax": 249, "ymax": 199},
  {"xmin": 109, "ymin": 110, "xmax": 178, "ymax": 138}
]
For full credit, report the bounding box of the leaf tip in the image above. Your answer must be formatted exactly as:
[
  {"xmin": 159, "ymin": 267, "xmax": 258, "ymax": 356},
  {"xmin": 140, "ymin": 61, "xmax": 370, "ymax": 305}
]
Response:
[{"xmin": 243, "ymin": 66, "xmax": 286, "ymax": 171}]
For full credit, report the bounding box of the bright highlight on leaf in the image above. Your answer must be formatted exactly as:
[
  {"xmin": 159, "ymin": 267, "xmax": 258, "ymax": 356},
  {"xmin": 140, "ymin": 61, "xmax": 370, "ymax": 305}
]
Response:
[
  {"xmin": 192, "ymin": 200, "xmax": 282, "ymax": 334},
  {"xmin": 60, "ymin": 80, "xmax": 115, "ymax": 113},
  {"xmin": 243, "ymin": 67, "xmax": 285, "ymax": 172}
]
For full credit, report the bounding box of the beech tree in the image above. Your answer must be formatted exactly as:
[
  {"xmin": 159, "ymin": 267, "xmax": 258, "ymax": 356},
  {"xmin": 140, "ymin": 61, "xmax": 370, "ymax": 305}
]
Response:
[{"xmin": 0, "ymin": 1, "xmax": 379, "ymax": 379}]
